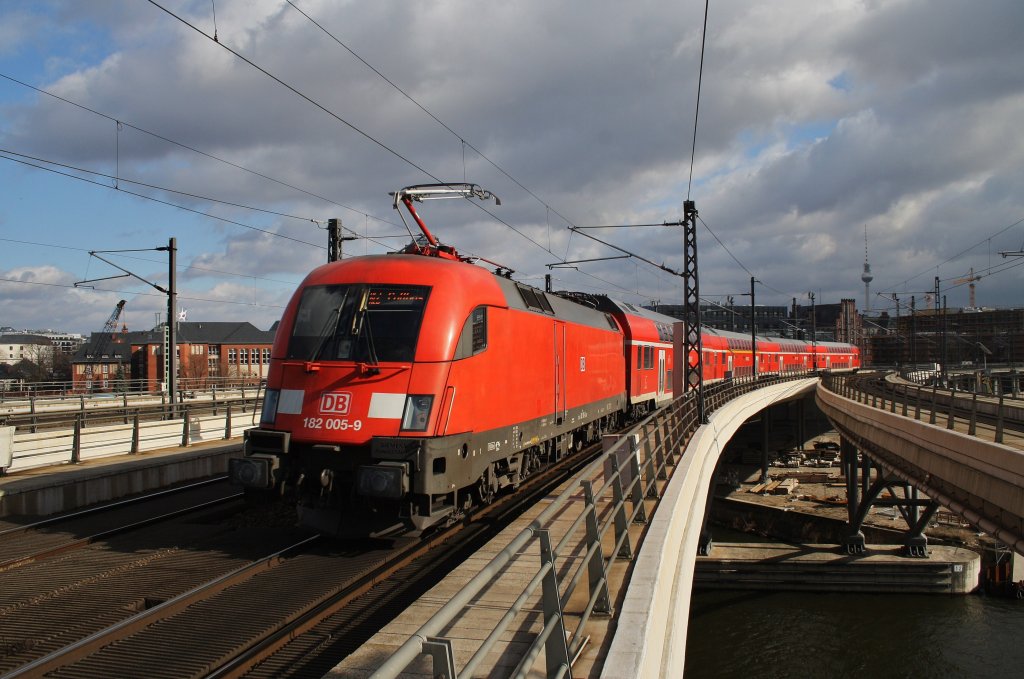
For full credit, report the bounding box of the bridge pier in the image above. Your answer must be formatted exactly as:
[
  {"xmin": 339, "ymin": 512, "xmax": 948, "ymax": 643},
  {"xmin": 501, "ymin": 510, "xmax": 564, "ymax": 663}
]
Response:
[
  {"xmin": 840, "ymin": 435, "xmax": 942, "ymax": 558},
  {"xmin": 841, "ymin": 438, "xmax": 867, "ymax": 554}
]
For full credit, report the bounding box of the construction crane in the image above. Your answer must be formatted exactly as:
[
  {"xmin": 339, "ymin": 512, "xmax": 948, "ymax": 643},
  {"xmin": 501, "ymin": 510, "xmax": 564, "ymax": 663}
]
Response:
[
  {"xmin": 87, "ymin": 300, "xmax": 127, "ymax": 358},
  {"xmin": 953, "ymin": 268, "xmax": 981, "ymax": 309}
]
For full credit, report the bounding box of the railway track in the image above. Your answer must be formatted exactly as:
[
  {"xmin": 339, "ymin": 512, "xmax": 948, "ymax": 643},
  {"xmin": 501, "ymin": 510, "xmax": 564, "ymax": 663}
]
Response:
[
  {"xmin": 854, "ymin": 374, "xmax": 1024, "ymax": 435},
  {"xmin": 0, "ymin": 480, "xmax": 310, "ymax": 676},
  {"xmin": 0, "ymin": 477, "xmax": 242, "ymax": 572},
  {"xmin": 0, "ymin": 435, "xmax": 607, "ymax": 678}
]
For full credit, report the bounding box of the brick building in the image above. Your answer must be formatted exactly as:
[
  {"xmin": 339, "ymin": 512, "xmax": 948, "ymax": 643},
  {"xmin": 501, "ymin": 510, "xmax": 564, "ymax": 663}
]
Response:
[{"xmin": 72, "ymin": 321, "xmax": 277, "ymax": 392}]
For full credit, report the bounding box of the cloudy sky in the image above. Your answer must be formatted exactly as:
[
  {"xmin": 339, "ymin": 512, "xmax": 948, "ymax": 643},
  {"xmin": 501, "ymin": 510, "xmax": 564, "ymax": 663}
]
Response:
[{"xmin": 2, "ymin": 0, "xmax": 1023, "ymax": 335}]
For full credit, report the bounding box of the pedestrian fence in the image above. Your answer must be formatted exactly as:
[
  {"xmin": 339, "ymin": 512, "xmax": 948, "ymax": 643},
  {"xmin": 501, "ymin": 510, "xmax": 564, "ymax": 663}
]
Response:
[{"xmin": 1, "ymin": 400, "xmax": 260, "ymax": 474}]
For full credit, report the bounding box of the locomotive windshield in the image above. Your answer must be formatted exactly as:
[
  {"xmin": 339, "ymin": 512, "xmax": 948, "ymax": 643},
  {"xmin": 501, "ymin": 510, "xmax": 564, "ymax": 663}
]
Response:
[{"xmin": 287, "ymin": 284, "xmax": 430, "ymax": 362}]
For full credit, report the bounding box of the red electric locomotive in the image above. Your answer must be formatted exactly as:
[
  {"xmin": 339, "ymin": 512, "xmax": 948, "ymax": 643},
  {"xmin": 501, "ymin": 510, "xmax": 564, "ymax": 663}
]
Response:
[{"xmin": 233, "ymin": 185, "xmax": 632, "ymax": 535}]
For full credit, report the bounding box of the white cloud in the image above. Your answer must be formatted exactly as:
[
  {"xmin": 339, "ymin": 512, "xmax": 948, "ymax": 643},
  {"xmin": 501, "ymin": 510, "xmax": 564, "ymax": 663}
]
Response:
[{"xmin": 0, "ymin": 0, "xmax": 1023, "ymax": 331}]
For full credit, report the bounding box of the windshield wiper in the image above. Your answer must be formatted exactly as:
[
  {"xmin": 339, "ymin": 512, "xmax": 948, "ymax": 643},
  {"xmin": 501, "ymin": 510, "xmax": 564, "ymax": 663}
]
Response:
[
  {"xmin": 310, "ymin": 290, "xmax": 351, "ymax": 361},
  {"xmin": 351, "ymin": 288, "xmax": 381, "ymax": 372}
]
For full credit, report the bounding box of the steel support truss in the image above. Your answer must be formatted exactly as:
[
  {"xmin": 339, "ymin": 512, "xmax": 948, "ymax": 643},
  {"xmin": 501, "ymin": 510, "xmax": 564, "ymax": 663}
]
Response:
[{"xmin": 840, "ymin": 437, "xmax": 940, "ymax": 557}]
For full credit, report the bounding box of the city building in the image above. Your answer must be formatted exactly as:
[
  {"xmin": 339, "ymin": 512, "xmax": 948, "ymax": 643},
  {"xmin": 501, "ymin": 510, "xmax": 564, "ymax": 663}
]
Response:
[
  {"xmin": 0, "ymin": 333, "xmax": 55, "ymax": 367},
  {"xmin": 29, "ymin": 330, "xmax": 86, "ymax": 355},
  {"xmin": 652, "ymin": 303, "xmax": 796, "ymax": 337},
  {"xmin": 865, "ymin": 307, "xmax": 1024, "ymax": 368},
  {"xmin": 72, "ymin": 321, "xmax": 277, "ymax": 392},
  {"xmin": 833, "ymin": 299, "xmax": 862, "ymax": 346}
]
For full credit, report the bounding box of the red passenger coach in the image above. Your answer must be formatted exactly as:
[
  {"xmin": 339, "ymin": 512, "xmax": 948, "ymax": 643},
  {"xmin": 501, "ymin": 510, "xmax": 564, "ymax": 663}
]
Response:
[{"xmin": 594, "ymin": 299, "xmax": 676, "ymax": 416}]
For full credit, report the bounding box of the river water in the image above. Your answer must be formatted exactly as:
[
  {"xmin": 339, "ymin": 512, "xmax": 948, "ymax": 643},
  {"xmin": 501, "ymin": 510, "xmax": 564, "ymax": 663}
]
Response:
[{"xmin": 685, "ymin": 589, "xmax": 1024, "ymax": 677}]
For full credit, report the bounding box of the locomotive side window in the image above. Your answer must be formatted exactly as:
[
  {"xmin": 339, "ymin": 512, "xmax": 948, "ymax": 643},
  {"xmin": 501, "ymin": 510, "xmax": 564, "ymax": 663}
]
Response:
[
  {"xmin": 286, "ymin": 284, "xmax": 430, "ymax": 362},
  {"xmin": 471, "ymin": 307, "xmax": 487, "ymax": 352},
  {"xmin": 454, "ymin": 306, "xmax": 488, "ymax": 359}
]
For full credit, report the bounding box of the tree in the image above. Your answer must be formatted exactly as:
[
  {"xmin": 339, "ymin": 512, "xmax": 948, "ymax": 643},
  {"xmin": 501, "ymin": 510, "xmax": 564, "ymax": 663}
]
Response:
[
  {"xmin": 12, "ymin": 358, "xmax": 46, "ymax": 382},
  {"xmin": 51, "ymin": 351, "xmax": 72, "ymax": 382}
]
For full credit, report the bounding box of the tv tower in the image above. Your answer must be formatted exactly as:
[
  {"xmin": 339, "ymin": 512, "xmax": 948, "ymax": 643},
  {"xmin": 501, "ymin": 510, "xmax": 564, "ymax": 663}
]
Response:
[{"xmin": 861, "ymin": 225, "xmax": 873, "ymax": 312}]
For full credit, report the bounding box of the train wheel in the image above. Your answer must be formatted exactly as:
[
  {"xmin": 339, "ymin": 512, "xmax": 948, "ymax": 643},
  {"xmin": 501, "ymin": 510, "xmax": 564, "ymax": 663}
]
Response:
[{"xmin": 475, "ymin": 465, "xmax": 497, "ymax": 506}]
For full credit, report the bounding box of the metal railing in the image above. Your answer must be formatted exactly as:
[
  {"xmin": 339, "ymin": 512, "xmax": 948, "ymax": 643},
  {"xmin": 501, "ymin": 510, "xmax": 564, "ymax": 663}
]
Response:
[
  {"xmin": 1, "ymin": 396, "xmax": 260, "ymax": 474},
  {"xmin": 0, "ymin": 376, "xmax": 265, "ymax": 402},
  {"xmin": 821, "ymin": 373, "xmax": 1023, "ymax": 445},
  {"xmin": 370, "ymin": 372, "xmax": 810, "ymax": 678},
  {"xmin": 1, "ymin": 387, "xmax": 262, "ymax": 428}
]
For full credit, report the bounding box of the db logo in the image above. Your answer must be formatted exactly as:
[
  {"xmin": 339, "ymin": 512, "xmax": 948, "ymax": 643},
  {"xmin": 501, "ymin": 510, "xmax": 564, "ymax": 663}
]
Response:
[{"xmin": 320, "ymin": 391, "xmax": 353, "ymax": 415}]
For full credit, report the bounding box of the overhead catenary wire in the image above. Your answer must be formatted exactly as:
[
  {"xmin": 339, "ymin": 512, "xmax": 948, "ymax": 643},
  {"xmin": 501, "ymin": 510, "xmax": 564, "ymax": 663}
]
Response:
[
  {"xmin": 282, "ymin": 0, "xmax": 581, "ymax": 237},
  {"xmin": 0, "ymin": 71, "xmax": 404, "ymax": 236},
  {"xmin": 1, "ymin": 148, "xmax": 319, "ymax": 227},
  {"xmin": 686, "ymin": 0, "xmax": 710, "ymax": 202},
  {"xmin": 147, "ymin": 0, "xmax": 559, "ymax": 261},
  {"xmin": 3, "ymin": 146, "xmax": 404, "ymax": 254},
  {"xmin": 145, "ymin": 1, "xmax": 438, "ymax": 181},
  {"xmin": 6, "ymin": 2, "xmax": 708, "ymax": 310},
  {"xmin": 679, "ymin": 2, "xmax": 791, "ymax": 303},
  {"xmin": 176, "ymin": 0, "xmax": 736, "ymax": 304},
  {"xmin": 882, "ymin": 215, "xmax": 1024, "ymax": 294},
  {"xmin": 7, "ymin": 3, "xmax": 792, "ymax": 314},
  {"xmin": 0, "ymin": 237, "xmax": 301, "ymax": 286},
  {"xmin": 0, "ymin": 276, "xmax": 287, "ymax": 310},
  {"xmin": 0, "ymin": 150, "xmax": 326, "ymax": 250},
  {"xmin": 2, "ymin": 134, "xmax": 643, "ymax": 304}
]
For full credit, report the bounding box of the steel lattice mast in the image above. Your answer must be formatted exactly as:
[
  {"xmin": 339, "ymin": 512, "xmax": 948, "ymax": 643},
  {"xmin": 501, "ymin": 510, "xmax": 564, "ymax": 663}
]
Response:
[{"xmin": 682, "ymin": 200, "xmax": 704, "ymax": 423}]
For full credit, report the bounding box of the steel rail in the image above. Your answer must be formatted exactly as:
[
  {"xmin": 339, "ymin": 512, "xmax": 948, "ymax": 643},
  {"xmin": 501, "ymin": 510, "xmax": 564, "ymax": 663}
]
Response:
[
  {"xmin": 3, "ymin": 535, "xmax": 321, "ymax": 678},
  {"xmin": 0, "ymin": 489, "xmax": 243, "ymax": 573},
  {"xmin": 207, "ymin": 433, "xmax": 614, "ymax": 678},
  {"xmin": 0, "ymin": 474, "xmax": 229, "ymax": 538}
]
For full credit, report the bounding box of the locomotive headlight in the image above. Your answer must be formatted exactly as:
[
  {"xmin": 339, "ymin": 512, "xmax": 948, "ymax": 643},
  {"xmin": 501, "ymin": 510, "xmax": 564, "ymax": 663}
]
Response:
[
  {"xmin": 400, "ymin": 394, "xmax": 434, "ymax": 432},
  {"xmin": 357, "ymin": 462, "xmax": 409, "ymax": 499},
  {"xmin": 260, "ymin": 389, "xmax": 280, "ymax": 426}
]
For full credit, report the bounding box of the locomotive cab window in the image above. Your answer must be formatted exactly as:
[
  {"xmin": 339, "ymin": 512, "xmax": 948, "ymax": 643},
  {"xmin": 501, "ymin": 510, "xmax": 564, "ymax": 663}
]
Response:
[
  {"xmin": 286, "ymin": 284, "xmax": 430, "ymax": 363},
  {"xmin": 454, "ymin": 306, "xmax": 488, "ymax": 359}
]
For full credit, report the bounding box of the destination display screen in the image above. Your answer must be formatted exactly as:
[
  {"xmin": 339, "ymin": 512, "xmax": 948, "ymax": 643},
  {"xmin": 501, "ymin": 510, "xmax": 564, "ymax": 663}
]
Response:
[{"xmin": 367, "ymin": 287, "xmax": 429, "ymax": 308}]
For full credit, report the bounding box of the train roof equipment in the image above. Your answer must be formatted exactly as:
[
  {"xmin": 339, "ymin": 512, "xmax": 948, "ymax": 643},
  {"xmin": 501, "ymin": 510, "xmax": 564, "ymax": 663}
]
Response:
[{"xmin": 391, "ymin": 183, "xmax": 502, "ymax": 265}]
